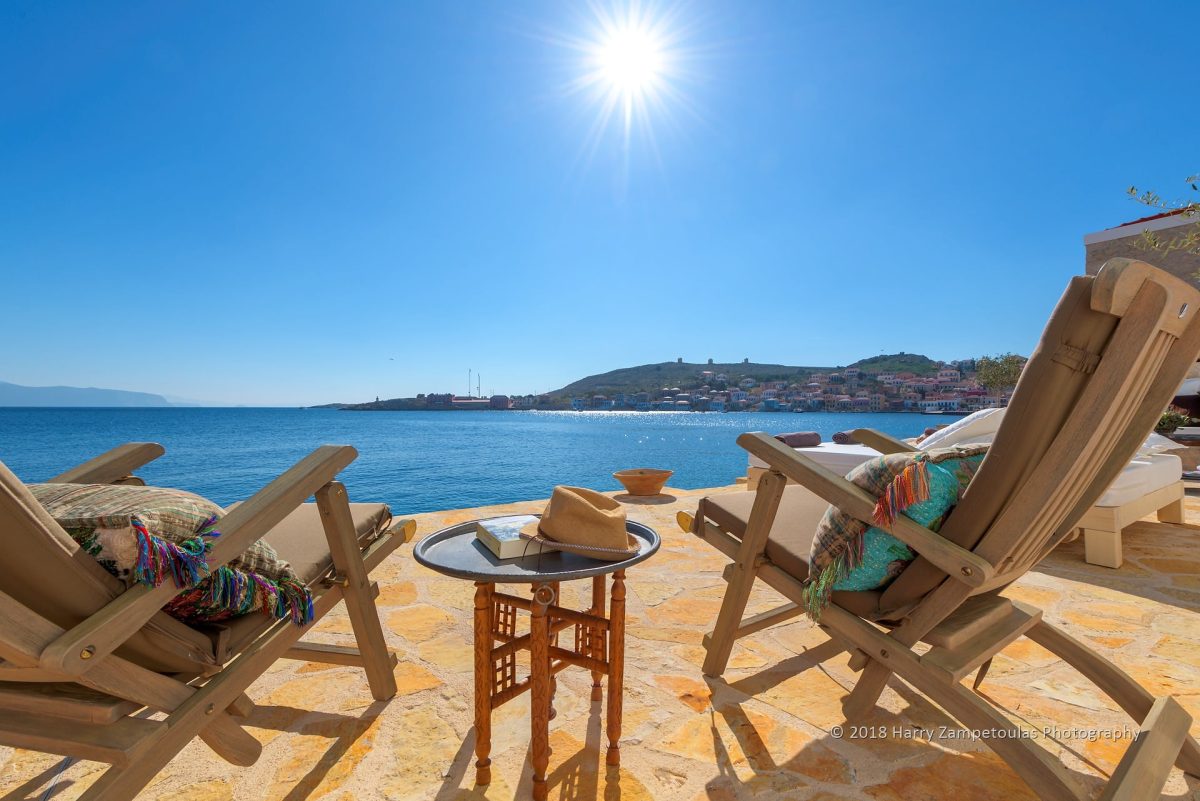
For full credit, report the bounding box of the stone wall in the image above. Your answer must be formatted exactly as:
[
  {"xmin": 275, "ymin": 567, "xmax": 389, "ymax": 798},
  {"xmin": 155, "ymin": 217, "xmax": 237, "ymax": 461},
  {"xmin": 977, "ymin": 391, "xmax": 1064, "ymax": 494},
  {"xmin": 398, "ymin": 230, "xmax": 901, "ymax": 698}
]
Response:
[{"xmin": 1085, "ymin": 221, "xmax": 1200, "ymax": 286}]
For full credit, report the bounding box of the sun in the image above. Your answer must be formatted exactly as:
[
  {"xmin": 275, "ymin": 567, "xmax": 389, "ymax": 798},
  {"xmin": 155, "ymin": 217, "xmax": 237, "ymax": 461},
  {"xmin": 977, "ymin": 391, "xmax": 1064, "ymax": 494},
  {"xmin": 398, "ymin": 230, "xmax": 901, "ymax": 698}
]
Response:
[
  {"xmin": 596, "ymin": 26, "xmax": 664, "ymax": 99},
  {"xmin": 555, "ymin": 1, "xmax": 692, "ymax": 158}
]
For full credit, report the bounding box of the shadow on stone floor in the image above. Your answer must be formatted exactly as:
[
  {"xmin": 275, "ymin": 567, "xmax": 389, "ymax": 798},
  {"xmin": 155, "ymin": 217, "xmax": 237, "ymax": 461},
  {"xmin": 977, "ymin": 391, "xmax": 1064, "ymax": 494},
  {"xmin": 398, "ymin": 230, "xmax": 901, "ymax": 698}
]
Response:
[
  {"xmin": 1028, "ymin": 522, "xmax": 1200, "ymax": 614},
  {"xmin": 614, "ymin": 493, "xmax": 679, "ymax": 506},
  {"xmin": 248, "ymin": 699, "xmax": 391, "ymax": 801},
  {"xmin": 432, "ymin": 735, "xmax": 488, "ymax": 801},
  {"xmin": 702, "ymin": 643, "xmax": 1200, "ymax": 800},
  {"xmin": 0, "ymin": 759, "xmax": 75, "ymax": 801}
]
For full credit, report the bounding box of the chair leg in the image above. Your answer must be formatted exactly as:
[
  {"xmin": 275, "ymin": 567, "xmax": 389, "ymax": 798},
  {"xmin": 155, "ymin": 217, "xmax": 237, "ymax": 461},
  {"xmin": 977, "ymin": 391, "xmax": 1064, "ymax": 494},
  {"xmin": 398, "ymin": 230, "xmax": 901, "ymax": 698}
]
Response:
[
  {"xmin": 315, "ymin": 482, "xmax": 398, "ymax": 701},
  {"xmin": 1083, "ymin": 527, "xmax": 1123, "ymax": 568},
  {"xmin": 1156, "ymin": 495, "xmax": 1186, "ymax": 524},
  {"xmin": 702, "ymin": 471, "xmax": 787, "ymax": 677},
  {"xmin": 820, "ymin": 604, "xmax": 1087, "ymax": 801},
  {"xmin": 1027, "ymin": 620, "xmax": 1200, "ymax": 777},
  {"xmin": 843, "ymin": 660, "xmax": 893, "ymax": 719}
]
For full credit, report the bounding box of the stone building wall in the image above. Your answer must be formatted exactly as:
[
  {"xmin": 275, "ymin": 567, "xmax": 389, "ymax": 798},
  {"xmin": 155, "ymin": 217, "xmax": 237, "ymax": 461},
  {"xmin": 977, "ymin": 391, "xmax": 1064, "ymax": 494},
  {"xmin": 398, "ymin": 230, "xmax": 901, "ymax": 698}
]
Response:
[{"xmin": 1085, "ymin": 214, "xmax": 1200, "ymax": 286}]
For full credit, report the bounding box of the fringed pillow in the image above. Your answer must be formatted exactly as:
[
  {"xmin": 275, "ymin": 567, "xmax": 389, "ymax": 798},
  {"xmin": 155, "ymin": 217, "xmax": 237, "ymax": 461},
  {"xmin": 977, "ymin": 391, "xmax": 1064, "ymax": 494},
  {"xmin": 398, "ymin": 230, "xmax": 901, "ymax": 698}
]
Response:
[
  {"xmin": 803, "ymin": 445, "xmax": 988, "ymax": 619},
  {"xmin": 28, "ymin": 483, "xmax": 313, "ymax": 626}
]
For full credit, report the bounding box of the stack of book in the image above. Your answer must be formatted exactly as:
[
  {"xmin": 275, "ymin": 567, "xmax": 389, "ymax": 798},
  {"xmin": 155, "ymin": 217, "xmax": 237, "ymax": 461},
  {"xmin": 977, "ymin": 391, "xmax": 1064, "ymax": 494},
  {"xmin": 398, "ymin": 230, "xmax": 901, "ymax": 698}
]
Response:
[{"xmin": 475, "ymin": 515, "xmax": 558, "ymax": 560}]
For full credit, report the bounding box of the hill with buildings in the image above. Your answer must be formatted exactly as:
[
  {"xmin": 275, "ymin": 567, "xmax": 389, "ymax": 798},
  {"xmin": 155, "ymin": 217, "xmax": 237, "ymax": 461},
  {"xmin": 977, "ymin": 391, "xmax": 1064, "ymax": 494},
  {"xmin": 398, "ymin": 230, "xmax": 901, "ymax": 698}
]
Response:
[
  {"xmin": 548, "ymin": 355, "xmax": 940, "ymax": 398},
  {"xmin": 331, "ymin": 353, "xmax": 992, "ymax": 413},
  {"xmin": 549, "ymin": 354, "xmax": 1001, "ymax": 413}
]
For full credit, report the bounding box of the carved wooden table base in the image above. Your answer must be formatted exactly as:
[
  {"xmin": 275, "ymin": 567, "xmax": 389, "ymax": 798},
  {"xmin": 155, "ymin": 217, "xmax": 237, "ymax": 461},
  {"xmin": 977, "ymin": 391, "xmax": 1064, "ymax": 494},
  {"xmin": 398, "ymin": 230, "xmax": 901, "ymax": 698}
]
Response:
[{"xmin": 473, "ymin": 571, "xmax": 627, "ymax": 801}]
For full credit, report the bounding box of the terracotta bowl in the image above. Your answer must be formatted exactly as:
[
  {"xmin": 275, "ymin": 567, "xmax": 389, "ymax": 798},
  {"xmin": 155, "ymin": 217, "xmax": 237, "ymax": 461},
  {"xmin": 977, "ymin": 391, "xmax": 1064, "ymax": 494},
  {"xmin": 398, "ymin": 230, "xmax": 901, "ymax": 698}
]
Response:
[{"xmin": 613, "ymin": 468, "xmax": 673, "ymax": 496}]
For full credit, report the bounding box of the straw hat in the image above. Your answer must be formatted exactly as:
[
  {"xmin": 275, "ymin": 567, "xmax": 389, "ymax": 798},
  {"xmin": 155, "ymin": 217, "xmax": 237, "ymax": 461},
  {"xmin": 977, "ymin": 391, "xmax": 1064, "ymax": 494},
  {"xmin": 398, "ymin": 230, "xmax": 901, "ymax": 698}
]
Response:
[{"xmin": 520, "ymin": 486, "xmax": 640, "ymax": 561}]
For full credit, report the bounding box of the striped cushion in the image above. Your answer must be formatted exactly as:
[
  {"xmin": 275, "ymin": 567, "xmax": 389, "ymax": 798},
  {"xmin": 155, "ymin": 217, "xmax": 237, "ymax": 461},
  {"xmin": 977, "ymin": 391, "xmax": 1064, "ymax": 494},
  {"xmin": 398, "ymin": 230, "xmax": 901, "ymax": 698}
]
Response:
[{"xmin": 28, "ymin": 483, "xmax": 311, "ymax": 625}]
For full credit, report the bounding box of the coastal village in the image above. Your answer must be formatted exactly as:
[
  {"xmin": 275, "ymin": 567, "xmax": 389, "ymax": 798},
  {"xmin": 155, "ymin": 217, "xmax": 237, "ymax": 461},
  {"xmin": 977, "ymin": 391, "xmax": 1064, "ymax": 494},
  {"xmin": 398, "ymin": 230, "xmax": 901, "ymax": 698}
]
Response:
[
  {"xmin": 347, "ymin": 355, "xmax": 1021, "ymax": 413},
  {"xmin": 562, "ymin": 358, "xmax": 1013, "ymax": 413}
]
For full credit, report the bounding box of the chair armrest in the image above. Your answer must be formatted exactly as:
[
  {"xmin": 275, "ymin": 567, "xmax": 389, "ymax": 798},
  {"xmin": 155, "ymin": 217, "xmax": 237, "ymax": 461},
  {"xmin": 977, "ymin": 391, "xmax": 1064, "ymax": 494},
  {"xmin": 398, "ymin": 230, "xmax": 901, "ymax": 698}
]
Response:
[
  {"xmin": 851, "ymin": 429, "xmax": 919, "ymax": 455},
  {"xmin": 38, "ymin": 445, "xmax": 359, "ymax": 676},
  {"xmin": 49, "ymin": 443, "xmax": 166, "ymax": 484},
  {"xmin": 737, "ymin": 433, "xmax": 992, "ymax": 587}
]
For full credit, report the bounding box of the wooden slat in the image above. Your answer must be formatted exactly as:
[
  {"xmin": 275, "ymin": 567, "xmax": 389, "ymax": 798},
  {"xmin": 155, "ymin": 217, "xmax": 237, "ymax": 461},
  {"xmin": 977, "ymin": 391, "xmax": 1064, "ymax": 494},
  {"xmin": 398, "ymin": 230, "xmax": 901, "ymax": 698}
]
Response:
[
  {"xmin": 695, "ymin": 519, "xmax": 740, "ymax": 560},
  {"xmin": 0, "ymin": 681, "xmax": 140, "ymax": 724},
  {"xmin": 0, "ymin": 711, "xmax": 165, "ymax": 767},
  {"xmin": 731, "ymin": 602, "xmax": 802, "ymax": 641},
  {"xmin": 921, "ymin": 601, "xmax": 1042, "ymax": 683},
  {"xmin": 283, "ymin": 641, "xmax": 398, "ymax": 670},
  {"xmin": 922, "ymin": 594, "xmax": 1014, "ymax": 650},
  {"xmin": 315, "ymin": 481, "xmax": 398, "ymax": 701},
  {"xmin": 702, "ymin": 470, "xmax": 788, "ymax": 676},
  {"xmin": 49, "ymin": 443, "xmax": 165, "ymax": 484},
  {"xmin": 851, "ymin": 428, "xmax": 918, "ymax": 454},
  {"xmin": 1100, "ymin": 696, "xmax": 1192, "ymax": 801}
]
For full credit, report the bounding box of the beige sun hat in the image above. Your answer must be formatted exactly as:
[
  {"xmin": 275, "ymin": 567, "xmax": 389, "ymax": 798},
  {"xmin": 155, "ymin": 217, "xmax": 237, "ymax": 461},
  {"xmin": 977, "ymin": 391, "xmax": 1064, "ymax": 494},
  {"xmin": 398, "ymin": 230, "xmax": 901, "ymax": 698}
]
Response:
[{"xmin": 520, "ymin": 486, "xmax": 640, "ymax": 561}]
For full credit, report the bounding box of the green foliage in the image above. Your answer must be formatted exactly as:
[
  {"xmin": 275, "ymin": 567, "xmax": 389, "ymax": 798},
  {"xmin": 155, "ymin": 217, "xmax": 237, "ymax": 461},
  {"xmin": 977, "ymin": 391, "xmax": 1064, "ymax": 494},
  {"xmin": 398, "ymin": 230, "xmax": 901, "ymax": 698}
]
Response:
[
  {"xmin": 975, "ymin": 353, "xmax": 1025, "ymax": 392},
  {"xmin": 1156, "ymin": 407, "xmax": 1191, "ymax": 434},
  {"xmin": 848, "ymin": 353, "xmax": 941, "ymax": 375},
  {"xmin": 1126, "ymin": 175, "xmax": 1200, "ymax": 260}
]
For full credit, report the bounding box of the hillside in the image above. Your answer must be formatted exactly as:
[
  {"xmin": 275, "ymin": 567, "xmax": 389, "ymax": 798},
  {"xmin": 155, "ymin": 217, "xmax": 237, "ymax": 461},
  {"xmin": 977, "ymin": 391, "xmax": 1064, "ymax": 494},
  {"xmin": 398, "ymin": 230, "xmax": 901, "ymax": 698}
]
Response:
[
  {"xmin": 847, "ymin": 353, "xmax": 941, "ymax": 375},
  {"xmin": 549, "ymin": 355, "xmax": 940, "ymax": 398},
  {"xmin": 0, "ymin": 380, "xmax": 172, "ymax": 407}
]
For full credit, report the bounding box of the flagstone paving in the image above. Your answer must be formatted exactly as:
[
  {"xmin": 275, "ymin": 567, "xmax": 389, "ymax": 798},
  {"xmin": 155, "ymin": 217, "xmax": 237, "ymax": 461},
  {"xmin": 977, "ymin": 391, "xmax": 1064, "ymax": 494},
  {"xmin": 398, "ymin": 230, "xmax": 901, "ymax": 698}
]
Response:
[{"xmin": 3, "ymin": 486, "xmax": 1198, "ymax": 800}]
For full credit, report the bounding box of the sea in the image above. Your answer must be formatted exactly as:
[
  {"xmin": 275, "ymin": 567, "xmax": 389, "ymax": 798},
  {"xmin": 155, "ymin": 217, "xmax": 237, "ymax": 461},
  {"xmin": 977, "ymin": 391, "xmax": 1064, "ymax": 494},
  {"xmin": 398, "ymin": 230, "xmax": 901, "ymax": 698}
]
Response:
[{"xmin": 0, "ymin": 408, "xmax": 934, "ymax": 514}]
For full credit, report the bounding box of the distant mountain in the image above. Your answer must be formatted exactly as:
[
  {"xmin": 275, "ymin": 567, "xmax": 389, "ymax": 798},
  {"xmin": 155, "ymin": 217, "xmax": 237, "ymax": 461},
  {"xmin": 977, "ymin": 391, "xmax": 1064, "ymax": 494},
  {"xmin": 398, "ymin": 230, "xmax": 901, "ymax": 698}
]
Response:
[
  {"xmin": 548, "ymin": 355, "xmax": 940, "ymax": 398},
  {"xmin": 0, "ymin": 380, "xmax": 173, "ymax": 407}
]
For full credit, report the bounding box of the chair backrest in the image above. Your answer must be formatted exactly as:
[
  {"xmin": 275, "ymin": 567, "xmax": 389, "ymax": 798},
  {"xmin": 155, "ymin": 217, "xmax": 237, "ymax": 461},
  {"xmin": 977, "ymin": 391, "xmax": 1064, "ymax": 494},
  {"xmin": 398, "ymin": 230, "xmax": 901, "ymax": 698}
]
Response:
[
  {"xmin": 878, "ymin": 259, "xmax": 1200, "ymax": 616},
  {"xmin": 0, "ymin": 460, "xmax": 218, "ymax": 674}
]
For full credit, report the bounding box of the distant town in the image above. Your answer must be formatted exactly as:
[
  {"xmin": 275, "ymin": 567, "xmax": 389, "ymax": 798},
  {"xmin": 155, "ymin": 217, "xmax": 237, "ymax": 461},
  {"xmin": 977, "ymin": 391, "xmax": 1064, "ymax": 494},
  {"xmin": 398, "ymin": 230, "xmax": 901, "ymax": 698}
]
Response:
[{"xmin": 336, "ymin": 354, "xmax": 1022, "ymax": 414}]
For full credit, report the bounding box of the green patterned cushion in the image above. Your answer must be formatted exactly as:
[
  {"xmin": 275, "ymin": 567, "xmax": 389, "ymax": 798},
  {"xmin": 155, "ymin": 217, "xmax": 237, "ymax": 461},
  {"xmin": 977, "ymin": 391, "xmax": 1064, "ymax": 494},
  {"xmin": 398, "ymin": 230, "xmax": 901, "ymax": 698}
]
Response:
[
  {"xmin": 29, "ymin": 482, "xmax": 312, "ymax": 625},
  {"xmin": 804, "ymin": 445, "xmax": 988, "ymax": 618}
]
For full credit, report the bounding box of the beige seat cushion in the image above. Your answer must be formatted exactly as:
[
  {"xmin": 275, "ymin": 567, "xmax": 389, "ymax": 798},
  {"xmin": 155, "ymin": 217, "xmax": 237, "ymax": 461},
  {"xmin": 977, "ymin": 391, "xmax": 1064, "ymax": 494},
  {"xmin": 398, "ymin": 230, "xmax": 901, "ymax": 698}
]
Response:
[
  {"xmin": 697, "ymin": 486, "xmax": 882, "ymax": 618},
  {"xmin": 210, "ymin": 502, "xmax": 392, "ymax": 662}
]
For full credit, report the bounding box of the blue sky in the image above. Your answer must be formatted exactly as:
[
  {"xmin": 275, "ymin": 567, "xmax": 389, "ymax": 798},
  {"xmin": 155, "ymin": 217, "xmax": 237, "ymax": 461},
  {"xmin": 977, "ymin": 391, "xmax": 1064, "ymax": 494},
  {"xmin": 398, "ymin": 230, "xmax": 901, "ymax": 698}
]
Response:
[{"xmin": 2, "ymin": 1, "xmax": 1196, "ymax": 406}]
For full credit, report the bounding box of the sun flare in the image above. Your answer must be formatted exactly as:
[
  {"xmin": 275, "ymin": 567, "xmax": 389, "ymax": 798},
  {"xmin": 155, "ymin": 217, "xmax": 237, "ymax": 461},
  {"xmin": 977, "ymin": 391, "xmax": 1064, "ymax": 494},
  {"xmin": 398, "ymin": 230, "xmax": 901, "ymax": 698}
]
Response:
[{"xmin": 597, "ymin": 26, "xmax": 664, "ymax": 98}]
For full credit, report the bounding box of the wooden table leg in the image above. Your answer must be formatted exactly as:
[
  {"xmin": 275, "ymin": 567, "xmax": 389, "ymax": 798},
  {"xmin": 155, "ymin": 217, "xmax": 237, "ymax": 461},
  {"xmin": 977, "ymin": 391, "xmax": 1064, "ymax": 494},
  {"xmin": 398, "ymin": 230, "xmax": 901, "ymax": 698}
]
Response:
[
  {"xmin": 590, "ymin": 575, "xmax": 606, "ymax": 702},
  {"xmin": 549, "ymin": 580, "xmax": 560, "ymax": 721},
  {"xmin": 606, "ymin": 570, "xmax": 625, "ymax": 767},
  {"xmin": 531, "ymin": 583, "xmax": 554, "ymax": 801},
  {"xmin": 473, "ymin": 582, "xmax": 494, "ymax": 786}
]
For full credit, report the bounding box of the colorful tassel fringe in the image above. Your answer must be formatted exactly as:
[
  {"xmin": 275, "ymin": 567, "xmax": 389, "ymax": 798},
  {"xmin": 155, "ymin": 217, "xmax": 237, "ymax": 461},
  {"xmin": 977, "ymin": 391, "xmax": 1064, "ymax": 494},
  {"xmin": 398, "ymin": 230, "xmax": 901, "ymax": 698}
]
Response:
[
  {"xmin": 802, "ymin": 534, "xmax": 867, "ymax": 621},
  {"xmin": 132, "ymin": 518, "xmax": 209, "ymax": 588},
  {"xmin": 873, "ymin": 459, "xmax": 932, "ymax": 528},
  {"xmin": 131, "ymin": 515, "xmax": 313, "ymax": 626}
]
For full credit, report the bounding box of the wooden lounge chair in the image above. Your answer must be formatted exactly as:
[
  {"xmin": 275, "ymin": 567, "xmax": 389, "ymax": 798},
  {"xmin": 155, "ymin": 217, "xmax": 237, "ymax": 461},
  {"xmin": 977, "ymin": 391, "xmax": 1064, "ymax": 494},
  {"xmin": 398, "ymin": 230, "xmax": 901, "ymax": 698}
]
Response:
[
  {"xmin": 0, "ymin": 442, "xmax": 414, "ymax": 801},
  {"xmin": 680, "ymin": 259, "xmax": 1200, "ymax": 800}
]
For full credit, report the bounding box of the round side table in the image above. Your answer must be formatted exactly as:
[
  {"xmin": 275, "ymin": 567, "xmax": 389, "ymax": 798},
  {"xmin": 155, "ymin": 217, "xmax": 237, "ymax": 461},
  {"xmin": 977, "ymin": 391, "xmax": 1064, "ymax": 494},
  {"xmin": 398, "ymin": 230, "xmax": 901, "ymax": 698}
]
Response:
[{"xmin": 414, "ymin": 518, "xmax": 660, "ymax": 801}]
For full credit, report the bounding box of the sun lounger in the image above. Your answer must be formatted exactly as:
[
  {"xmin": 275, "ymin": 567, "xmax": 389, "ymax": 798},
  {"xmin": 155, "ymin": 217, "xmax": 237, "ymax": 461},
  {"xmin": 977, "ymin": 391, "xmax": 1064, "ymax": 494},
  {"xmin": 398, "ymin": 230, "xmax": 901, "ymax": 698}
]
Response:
[
  {"xmin": 750, "ymin": 408, "xmax": 1187, "ymax": 568},
  {"xmin": 682, "ymin": 259, "xmax": 1200, "ymax": 800},
  {"xmin": 0, "ymin": 443, "xmax": 413, "ymax": 801}
]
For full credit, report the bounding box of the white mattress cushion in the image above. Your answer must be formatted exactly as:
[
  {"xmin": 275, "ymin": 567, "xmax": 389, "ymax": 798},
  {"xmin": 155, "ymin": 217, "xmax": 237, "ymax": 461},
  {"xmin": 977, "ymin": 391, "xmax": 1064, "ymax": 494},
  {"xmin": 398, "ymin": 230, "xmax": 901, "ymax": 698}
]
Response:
[
  {"xmin": 748, "ymin": 443, "xmax": 879, "ymax": 474},
  {"xmin": 749, "ymin": 437, "xmax": 1182, "ymax": 508},
  {"xmin": 1094, "ymin": 453, "xmax": 1182, "ymax": 507},
  {"xmin": 917, "ymin": 407, "xmax": 1006, "ymax": 450}
]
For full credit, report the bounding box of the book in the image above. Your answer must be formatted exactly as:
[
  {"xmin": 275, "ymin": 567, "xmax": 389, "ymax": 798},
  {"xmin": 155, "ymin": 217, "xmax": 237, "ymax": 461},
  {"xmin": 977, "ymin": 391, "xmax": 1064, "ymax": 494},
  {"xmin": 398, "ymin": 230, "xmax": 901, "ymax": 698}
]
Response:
[{"xmin": 475, "ymin": 515, "xmax": 558, "ymax": 560}]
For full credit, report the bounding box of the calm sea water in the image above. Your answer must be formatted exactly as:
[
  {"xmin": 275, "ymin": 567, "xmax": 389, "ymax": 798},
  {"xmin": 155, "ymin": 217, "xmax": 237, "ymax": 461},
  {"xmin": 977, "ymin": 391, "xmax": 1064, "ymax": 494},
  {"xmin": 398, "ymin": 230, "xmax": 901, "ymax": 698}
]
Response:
[{"xmin": 0, "ymin": 408, "xmax": 933, "ymax": 514}]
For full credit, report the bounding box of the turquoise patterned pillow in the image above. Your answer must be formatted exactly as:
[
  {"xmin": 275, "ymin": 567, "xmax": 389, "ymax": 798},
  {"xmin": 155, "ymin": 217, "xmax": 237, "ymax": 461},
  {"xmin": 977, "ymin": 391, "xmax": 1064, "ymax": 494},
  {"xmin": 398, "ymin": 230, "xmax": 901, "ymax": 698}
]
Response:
[{"xmin": 804, "ymin": 446, "xmax": 988, "ymax": 618}]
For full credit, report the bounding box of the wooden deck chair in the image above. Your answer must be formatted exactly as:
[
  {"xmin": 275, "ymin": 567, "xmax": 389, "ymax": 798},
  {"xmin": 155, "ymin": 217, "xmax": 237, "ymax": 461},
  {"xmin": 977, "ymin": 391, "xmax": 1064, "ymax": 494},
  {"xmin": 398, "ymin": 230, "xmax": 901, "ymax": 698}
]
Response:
[
  {"xmin": 680, "ymin": 259, "xmax": 1200, "ymax": 800},
  {"xmin": 0, "ymin": 442, "xmax": 414, "ymax": 801}
]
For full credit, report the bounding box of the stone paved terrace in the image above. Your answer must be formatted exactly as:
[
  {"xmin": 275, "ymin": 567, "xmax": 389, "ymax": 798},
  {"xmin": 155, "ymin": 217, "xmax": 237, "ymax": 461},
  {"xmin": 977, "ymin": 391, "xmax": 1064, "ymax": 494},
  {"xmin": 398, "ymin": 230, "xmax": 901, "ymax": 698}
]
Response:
[{"xmin": 2, "ymin": 485, "xmax": 1199, "ymax": 801}]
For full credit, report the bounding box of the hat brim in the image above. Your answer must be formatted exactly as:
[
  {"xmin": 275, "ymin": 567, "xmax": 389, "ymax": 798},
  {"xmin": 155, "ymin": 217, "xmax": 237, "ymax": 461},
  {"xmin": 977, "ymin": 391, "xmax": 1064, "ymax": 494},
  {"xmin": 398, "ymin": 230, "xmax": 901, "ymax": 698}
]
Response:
[{"xmin": 518, "ymin": 527, "xmax": 641, "ymax": 562}]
